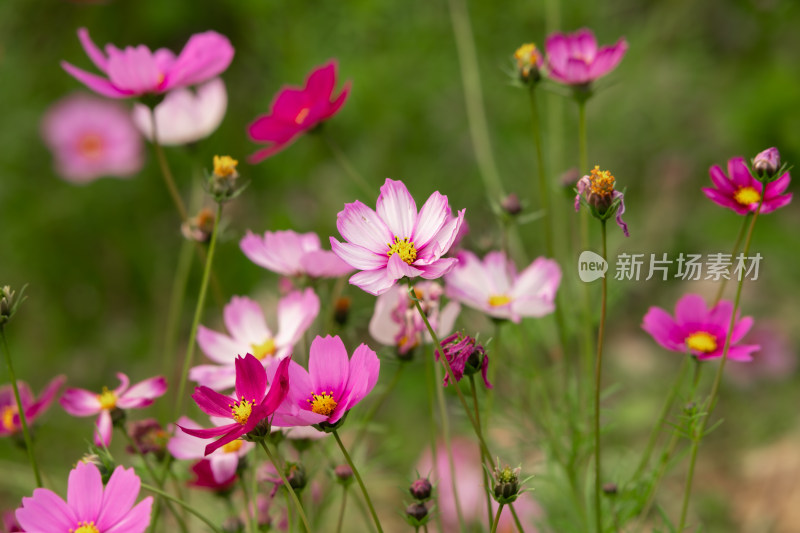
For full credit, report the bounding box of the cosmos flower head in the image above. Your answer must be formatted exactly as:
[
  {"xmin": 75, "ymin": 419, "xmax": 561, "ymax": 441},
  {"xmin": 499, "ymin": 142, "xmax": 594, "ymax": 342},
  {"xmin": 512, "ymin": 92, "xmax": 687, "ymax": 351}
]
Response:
[
  {"xmin": 241, "ymin": 229, "xmax": 353, "ymax": 279},
  {"xmin": 702, "ymin": 156, "xmax": 792, "ymax": 215},
  {"xmin": 169, "ymin": 416, "xmax": 254, "ymax": 483},
  {"xmin": 0, "ymin": 376, "xmax": 65, "ymax": 437},
  {"xmin": 574, "ymin": 165, "xmax": 629, "ymax": 236},
  {"xmin": 545, "ymin": 28, "xmax": 627, "ymax": 87}
]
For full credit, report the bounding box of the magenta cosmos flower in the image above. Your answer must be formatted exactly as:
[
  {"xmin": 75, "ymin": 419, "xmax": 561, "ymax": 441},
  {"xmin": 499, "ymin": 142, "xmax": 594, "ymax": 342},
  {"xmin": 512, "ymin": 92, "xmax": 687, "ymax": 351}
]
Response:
[
  {"xmin": 1, "ymin": 376, "xmax": 65, "ymax": 437},
  {"xmin": 445, "ymin": 251, "xmax": 561, "ymax": 323},
  {"xmin": 15, "ymin": 461, "xmax": 152, "ymax": 533},
  {"xmin": 62, "ymin": 28, "xmax": 234, "ymax": 99},
  {"xmin": 180, "ymin": 354, "xmax": 291, "ymax": 455},
  {"xmin": 248, "ymin": 60, "xmax": 350, "ymax": 163},
  {"xmin": 169, "ymin": 416, "xmax": 254, "ymax": 483},
  {"xmin": 190, "ymin": 290, "xmax": 319, "ymax": 391},
  {"xmin": 41, "ymin": 93, "xmax": 144, "ymax": 184},
  {"xmin": 702, "ymin": 156, "xmax": 792, "ymax": 215},
  {"xmin": 241, "ymin": 229, "xmax": 353, "ymax": 278},
  {"xmin": 545, "ymin": 28, "xmax": 627, "ymax": 86},
  {"xmin": 331, "ymin": 178, "xmax": 465, "ymax": 296},
  {"xmin": 60, "ymin": 373, "xmax": 167, "ymax": 446},
  {"xmin": 642, "ymin": 294, "xmax": 759, "ymax": 361},
  {"xmin": 268, "ymin": 335, "xmax": 379, "ymax": 427}
]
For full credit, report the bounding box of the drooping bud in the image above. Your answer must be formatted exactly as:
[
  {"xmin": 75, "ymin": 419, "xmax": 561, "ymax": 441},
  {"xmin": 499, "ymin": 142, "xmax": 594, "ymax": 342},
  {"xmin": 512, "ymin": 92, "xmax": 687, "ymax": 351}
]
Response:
[
  {"xmin": 492, "ymin": 463, "xmax": 522, "ymax": 504},
  {"xmin": 436, "ymin": 332, "xmax": 492, "ymax": 388},
  {"xmin": 753, "ymin": 147, "xmax": 780, "ymax": 180},
  {"xmin": 409, "ymin": 477, "xmax": 433, "ymax": 501},
  {"xmin": 513, "ymin": 43, "xmax": 543, "ymax": 84},
  {"xmin": 0, "ymin": 285, "xmax": 26, "ymax": 326},
  {"xmin": 181, "ymin": 207, "xmax": 216, "ymax": 243},
  {"xmin": 574, "ymin": 165, "xmax": 630, "ymax": 237}
]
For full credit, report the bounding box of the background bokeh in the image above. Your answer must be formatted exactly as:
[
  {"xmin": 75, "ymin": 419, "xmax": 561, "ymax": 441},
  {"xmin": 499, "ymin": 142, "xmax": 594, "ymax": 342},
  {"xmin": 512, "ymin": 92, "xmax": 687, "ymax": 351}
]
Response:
[{"xmin": 1, "ymin": 0, "xmax": 799, "ymax": 531}]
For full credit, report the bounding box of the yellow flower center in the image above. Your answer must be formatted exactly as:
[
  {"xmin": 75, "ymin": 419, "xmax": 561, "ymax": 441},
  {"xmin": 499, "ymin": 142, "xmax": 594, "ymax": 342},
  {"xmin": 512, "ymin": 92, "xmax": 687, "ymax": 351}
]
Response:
[
  {"xmin": 398, "ymin": 334, "xmax": 419, "ymax": 351},
  {"xmin": 686, "ymin": 332, "xmax": 718, "ymax": 354},
  {"xmin": 2, "ymin": 405, "xmax": 18, "ymax": 432},
  {"xmin": 387, "ymin": 236, "xmax": 417, "ymax": 265},
  {"xmin": 307, "ymin": 392, "xmax": 338, "ymax": 417},
  {"xmin": 230, "ymin": 398, "xmax": 255, "ymax": 425},
  {"xmin": 733, "ymin": 186, "xmax": 761, "ymax": 206},
  {"xmin": 213, "ymin": 155, "xmax": 238, "ymax": 177},
  {"xmin": 295, "ymin": 107, "xmax": 310, "ymax": 125},
  {"xmin": 77, "ymin": 133, "xmax": 104, "ymax": 160},
  {"xmin": 222, "ymin": 439, "xmax": 244, "ymax": 454},
  {"xmin": 71, "ymin": 521, "xmax": 100, "ymax": 533},
  {"xmin": 250, "ymin": 338, "xmax": 277, "ymax": 360},
  {"xmin": 514, "ymin": 43, "xmax": 540, "ymax": 75},
  {"xmin": 97, "ymin": 387, "xmax": 117, "ymax": 410},
  {"xmin": 588, "ymin": 165, "xmax": 616, "ymax": 197},
  {"xmin": 488, "ymin": 294, "xmax": 512, "ymax": 307}
]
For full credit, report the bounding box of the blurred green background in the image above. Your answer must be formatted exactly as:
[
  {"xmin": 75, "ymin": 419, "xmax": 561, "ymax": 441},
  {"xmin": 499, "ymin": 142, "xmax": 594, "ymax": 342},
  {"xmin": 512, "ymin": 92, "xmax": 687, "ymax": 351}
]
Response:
[{"xmin": 1, "ymin": 0, "xmax": 799, "ymax": 531}]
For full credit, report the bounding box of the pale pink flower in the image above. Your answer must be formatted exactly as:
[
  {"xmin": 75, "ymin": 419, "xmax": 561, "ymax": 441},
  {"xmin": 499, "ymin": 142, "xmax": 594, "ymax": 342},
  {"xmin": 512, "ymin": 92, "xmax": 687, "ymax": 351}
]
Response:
[
  {"xmin": 241, "ymin": 229, "xmax": 353, "ymax": 278},
  {"xmin": 545, "ymin": 28, "xmax": 627, "ymax": 86},
  {"xmin": 169, "ymin": 416, "xmax": 254, "ymax": 483},
  {"xmin": 331, "ymin": 178, "xmax": 465, "ymax": 296},
  {"xmin": 190, "ymin": 290, "xmax": 319, "ymax": 391},
  {"xmin": 0, "ymin": 376, "xmax": 65, "ymax": 437},
  {"xmin": 41, "ymin": 93, "xmax": 143, "ymax": 183}
]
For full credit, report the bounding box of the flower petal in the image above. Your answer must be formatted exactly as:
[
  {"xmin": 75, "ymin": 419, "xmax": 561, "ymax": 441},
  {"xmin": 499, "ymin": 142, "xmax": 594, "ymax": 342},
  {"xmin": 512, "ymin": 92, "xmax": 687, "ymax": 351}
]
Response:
[
  {"xmin": 68, "ymin": 461, "xmax": 104, "ymax": 523},
  {"xmin": 95, "ymin": 409, "xmax": 113, "ymax": 447},
  {"xmin": 224, "ymin": 296, "xmax": 272, "ymax": 346},
  {"xmin": 192, "ymin": 386, "xmax": 235, "ymax": 418},
  {"xmin": 197, "ymin": 325, "xmax": 245, "ymax": 364},
  {"xmin": 412, "ymin": 191, "xmax": 450, "ymax": 249},
  {"xmin": 376, "ymin": 179, "xmax": 417, "ymax": 238},
  {"xmin": 16, "ymin": 489, "xmax": 76, "ymax": 532},
  {"xmin": 274, "ymin": 288, "xmax": 320, "ymax": 349},
  {"xmin": 349, "ymin": 268, "xmax": 398, "ymax": 296},
  {"xmin": 96, "ymin": 466, "xmax": 141, "ymax": 530},
  {"xmin": 308, "ymin": 336, "xmax": 349, "ymax": 399},
  {"xmin": 104, "ymin": 496, "xmax": 153, "ymax": 533},
  {"xmin": 209, "ymin": 453, "xmax": 240, "ymax": 484},
  {"xmin": 61, "ymin": 61, "xmax": 132, "ymax": 98},
  {"xmin": 117, "ymin": 376, "xmax": 167, "ymax": 409},
  {"xmin": 234, "ymin": 354, "xmax": 268, "ymax": 403},
  {"xmin": 60, "ymin": 387, "xmax": 101, "ymax": 416},
  {"xmin": 337, "ymin": 200, "xmax": 393, "ymax": 254}
]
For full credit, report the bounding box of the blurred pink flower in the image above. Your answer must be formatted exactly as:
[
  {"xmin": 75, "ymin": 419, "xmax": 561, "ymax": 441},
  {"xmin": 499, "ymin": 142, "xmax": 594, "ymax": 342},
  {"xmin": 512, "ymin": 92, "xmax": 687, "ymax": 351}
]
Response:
[
  {"xmin": 0, "ymin": 376, "xmax": 65, "ymax": 437},
  {"xmin": 726, "ymin": 324, "xmax": 797, "ymax": 387},
  {"xmin": 702, "ymin": 156, "xmax": 792, "ymax": 215},
  {"xmin": 331, "ymin": 178, "xmax": 465, "ymax": 296},
  {"xmin": 436, "ymin": 332, "xmax": 491, "ymax": 388},
  {"xmin": 41, "ymin": 93, "xmax": 143, "ymax": 183},
  {"xmin": 189, "ymin": 459, "xmax": 237, "ymax": 491},
  {"xmin": 369, "ymin": 282, "xmax": 460, "ymax": 356},
  {"xmin": 190, "ymin": 290, "xmax": 319, "ymax": 391},
  {"xmin": 60, "ymin": 373, "xmax": 167, "ymax": 446},
  {"xmin": 15, "ymin": 461, "xmax": 152, "ymax": 533},
  {"xmin": 131, "ymin": 78, "xmax": 227, "ymax": 145},
  {"xmin": 241, "ymin": 229, "xmax": 353, "ymax": 278},
  {"xmin": 2, "ymin": 511, "xmax": 22, "ymax": 532},
  {"xmin": 642, "ymin": 293, "xmax": 759, "ymax": 361},
  {"xmin": 248, "ymin": 61, "xmax": 350, "ymax": 163},
  {"xmin": 62, "ymin": 28, "xmax": 234, "ymax": 99},
  {"xmin": 169, "ymin": 416, "xmax": 254, "ymax": 483},
  {"xmin": 445, "ymin": 251, "xmax": 561, "ymax": 323},
  {"xmin": 545, "ymin": 28, "xmax": 627, "ymax": 86}
]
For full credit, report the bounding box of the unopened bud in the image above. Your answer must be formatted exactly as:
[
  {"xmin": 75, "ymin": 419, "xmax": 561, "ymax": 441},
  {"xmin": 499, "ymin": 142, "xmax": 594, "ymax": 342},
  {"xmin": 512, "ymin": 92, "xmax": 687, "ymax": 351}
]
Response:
[
  {"xmin": 501, "ymin": 193, "xmax": 523, "ymax": 216},
  {"xmin": 0, "ymin": 285, "xmax": 25, "ymax": 326},
  {"xmin": 208, "ymin": 155, "xmax": 244, "ymax": 202},
  {"xmin": 285, "ymin": 462, "xmax": 307, "ymax": 491},
  {"xmin": 409, "ymin": 477, "xmax": 433, "ymax": 501},
  {"xmin": 602, "ymin": 482, "xmax": 618, "ymax": 496},
  {"xmin": 334, "ymin": 464, "xmax": 353, "ymax": 484},
  {"xmin": 513, "ymin": 43, "xmax": 542, "ymax": 84},
  {"xmin": 405, "ymin": 502, "xmax": 428, "ymax": 522},
  {"xmin": 753, "ymin": 147, "xmax": 780, "ymax": 179},
  {"xmin": 492, "ymin": 463, "xmax": 522, "ymax": 504}
]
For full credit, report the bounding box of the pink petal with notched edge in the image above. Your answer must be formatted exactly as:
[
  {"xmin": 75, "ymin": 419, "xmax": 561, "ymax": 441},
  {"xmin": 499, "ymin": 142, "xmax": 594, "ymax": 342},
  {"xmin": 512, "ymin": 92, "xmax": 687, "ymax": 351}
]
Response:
[
  {"xmin": 336, "ymin": 200, "xmax": 394, "ymax": 254},
  {"xmin": 261, "ymin": 357, "xmax": 292, "ymax": 414},
  {"xmin": 106, "ymin": 45, "xmax": 162, "ymax": 94},
  {"xmin": 412, "ymin": 191, "xmax": 450, "ymax": 249},
  {"xmin": 324, "ymin": 82, "xmax": 351, "ymax": 119},
  {"xmin": 348, "ymin": 267, "xmax": 396, "ymax": 296},
  {"xmin": 197, "ymin": 325, "xmax": 243, "ymax": 364},
  {"xmin": 104, "ymin": 497, "xmax": 152, "ymax": 533},
  {"xmin": 386, "ymin": 252, "xmax": 423, "ymax": 281},
  {"xmin": 95, "ymin": 466, "xmax": 141, "ymax": 530},
  {"xmin": 308, "ymin": 336, "xmax": 350, "ymax": 400},
  {"xmin": 192, "ymin": 386, "xmax": 235, "ymax": 418},
  {"xmin": 95, "ymin": 410, "xmax": 113, "ymax": 447},
  {"xmin": 709, "ymin": 165, "xmax": 737, "ymax": 193},
  {"xmin": 482, "ymin": 252, "xmax": 514, "ymax": 295},
  {"xmin": 702, "ymin": 187, "xmax": 750, "ymax": 214},
  {"xmin": 274, "ymin": 288, "xmax": 320, "ymax": 349},
  {"xmin": 768, "ymin": 173, "xmax": 791, "ymax": 195},
  {"xmin": 117, "ymin": 376, "xmax": 167, "ymax": 409},
  {"xmin": 761, "ymin": 193, "xmax": 792, "ymax": 214},
  {"xmin": 329, "ymin": 239, "xmax": 386, "ymax": 271},
  {"xmin": 305, "ymin": 61, "xmax": 336, "ymax": 101},
  {"xmin": 377, "ymin": 179, "xmax": 417, "ymax": 238},
  {"xmin": 247, "ymin": 115, "xmax": 301, "ymax": 144},
  {"xmin": 16, "ymin": 489, "xmax": 76, "ymax": 532},
  {"xmin": 418, "ymin": 257, "xmax": 459, "ymax": 280},
  {"xmin": 68, "ymin": 461, "xmax": 103, "ymax": 523},
  {"xmin": 224, "ymin": 296, "xmax": 272, "ymax": 346},
  {"xmin": 727, "ymin": 157, "xmax": 753, "ymax": 188},
  {"xmin": 337, "ymin": 343, "xmax": 379, "ymax": 418},
  {"xmin": 234, "ymin": 354, "xmax": 268, "ymax": 403},
  {"xmin": 163, "ymin": 31, "xmax": 234, "ymax": 90},
  {"xmin": 60, "ymin": 387, "xmax": 101, "ymax": 416},
  {"xmin": 674, "ymin": 294, "xmax": 709, "ymax": 328},
  {"xmin": 641, "ymin": 307, "xmax": 684, "ymax": 351}
]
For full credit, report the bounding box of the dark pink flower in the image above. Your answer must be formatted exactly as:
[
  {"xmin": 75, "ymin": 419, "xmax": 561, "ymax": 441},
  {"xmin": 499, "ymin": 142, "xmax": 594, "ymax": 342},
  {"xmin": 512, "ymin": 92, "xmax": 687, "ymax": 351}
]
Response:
[
  {"xmin": 702, "ymin": 156, "xmax": 792, "ymax": 215},
  {"xmin": 642, "ymin": 294, "xmax": 759, "ymax": 361},
  {"xmin": 436, "ymin": 333, "xmax": 491, "ymax": 388},
  {"xmin": 241, "ymin": 229, "xmax": 353, "ymax": 278},
  {"xmin": 15, "ymin": 461, "xmax": 152, "ymax": 533},
  {"xmin": 0, "ymin": 376, "xmax": 65, "ymax": 437},
  {"xmin": 248, "ymin": 61, "xmax": 350, "ymax": 163},
  {"xmin": 180, "ymin": 354, "xmax": 291, "ymax": 455},
  {"xmin": 331, "ymin": 178, "xmax": 465, "ymax": 296},
  {"xmin": 545, "ymin": 28, "xmax": 627, "ymax": 86},
  {"xmin": 60, "ymin": 373, "xmax": 167, "ymax": 446},
  {"xmin": 62, "ymin": 28, "xmax": 234, "ymax": 99},
  {"xmin": 189, "ymin": 459, "xmax": 237, "ymax": 491},
  {"xmin": 169, "ymin": 416, "xmax": 254, "ymax": 483}
]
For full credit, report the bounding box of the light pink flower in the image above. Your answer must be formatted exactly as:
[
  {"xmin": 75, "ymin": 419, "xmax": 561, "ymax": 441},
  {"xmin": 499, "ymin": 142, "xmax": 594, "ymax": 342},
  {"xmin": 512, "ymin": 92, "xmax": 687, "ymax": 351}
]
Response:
[
  {"xmin": 702, "ymin": 156, "xmax": 792, "ymax": 215},
  {"xmin": 726, "ymin": 324, "xmax": 797, "ymax": 387},
  {"xmin": 545, "ymin": 28, "xmax": 627, "ymax": 86},
  {"xmin": 241, "ymin": 229, "xmax": 353, "ymax": 278},
  {"xmin": 41, "ymin": 93, "xmax": 143, "ymax": 184},
  {"xmin": 169, "ymin": 416, "xmax": 254, "ymax": 483},
  {"xmin": 331, "ymin": 178, "xmax": 465, "ymax": 296},
  {"xmin": 445, "ymin": 251, "xmax": 561, "ymax": 323},
  {"xmin": 642, "ymin": 293, "xmax": 759, "ymax": 361},
  {"xmin": 190, "ymin": 290, "xmax": 319, "ymax": 391},
  {"xmin": 369, "ymin": 282, "xmax": 460, "ymax": 356},
  {"xmin": 62, "ymin": 28, "xmax": 234, "ymax": 99},
  {"xmin": 131, "ymin": 78, "xmax": 227, "ymax": 145},
  {"xmin": 15, "ymin": 461, "xmax": 152, "ymax": 533},
  {"xmin": 248, "ymin": 61, "xmax": 350, "ymax": 163},
  {"xmin": 60, "ymin": 373, "xmax": 167, "ymax": 446},
  {"xmin": 1, "ymin": 376, "xmax": 65, "ymax": 437}
]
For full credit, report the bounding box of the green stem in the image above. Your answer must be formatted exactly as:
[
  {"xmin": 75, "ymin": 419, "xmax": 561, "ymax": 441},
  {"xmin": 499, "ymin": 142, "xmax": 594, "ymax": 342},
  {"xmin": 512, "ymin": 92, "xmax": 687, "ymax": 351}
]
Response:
[
  {"xmin": 142, "ymin": 483, "xmax": 222, "ymax": 533},
  {"xmin": 424, "ymin": 336, "xmax": 446, "ymax": 533},
  {"xmin": 353, "ymin": 362, "xmax": 406, "ymax": 448},
  {"xmin": 162, "ymin": 237, "xmax": 193, "ymax": 386},
  {"xmin": 323, "ymin": 133, "xmax": 374, "ymax": 198},
  {"xmin": 336, "ymin": 485, "xmax": 348, "ymax": 533},
  {"xmin": 528, "ymin": 86, "xmax": 555, "ymax": 261},
  {"xmin": 490, "ymin": 503, "xmax": 505, "ymax": 533},
  {"xmin": 593, "ymin": 220, "xmax": 608, "ymax": 533},
  {"xmin": 0, "ymin": 327, "xmax": 42, "ymax": 487},
  {"xmin": 470, "ymin": 375, "xmax": 494, "ymax": 529},
  {"xmin": 150, "ymin": 110, "xmax": 188, "ymax": 222},
  {"xmin": 509, "ymin": 503, "xmax": 525, "ymax": 533},
  {"xmin": 712, "ymin": 214, "xmax": 750, "ymax": 306},
  {"xmin": 259, "ymin": 440, "xmax": 312, "ymax": 533},
  {"xmin": 332, "ymin": 430, "xmax": 384, "ymax": 533},
  {"xmin": 174, "ymin": 202, "xmax": 223, "ymax": 419},
  {"xmin": 239, "ymin": 472, "xmax": 256, "ymax": 533}
]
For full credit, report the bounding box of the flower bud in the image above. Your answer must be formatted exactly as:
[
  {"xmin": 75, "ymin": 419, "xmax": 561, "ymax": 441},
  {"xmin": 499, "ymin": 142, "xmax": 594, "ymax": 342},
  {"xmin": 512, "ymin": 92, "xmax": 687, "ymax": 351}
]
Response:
[
  {"xmin": 753, "ymin": 147, "xmax": 780, "ymax": 180},
  {"xmin": 409, "ymin": 477, "xmax": 433, "ymax": 501},
  {"xmin": 334, "ymin": 464, "xmax": 353, "ymax": 484},
  {"xmin": 126, "ymin": 418, "xmax": 169, "ymax": 461},
  {"xmin": 285, "ymin": 461, "xmax": 307, "ymax": 492},
  {"xmin": 181, "ymin": 207, "xmax": 216, "ymax": 243},
  {"xmin": 602, "ymin": 482, "xmax": 618, "ymax": 496},
  {"xmin": 405, "ymin": 502, "xmax": 429, "ymax": 522},
  {"xmin": 500, "ymin": 193, "xmax": 523, "ymax": 216},
  {"xmin": 208, "ymin": 155, "xmax": 245, "ymax": 203},
  {"xmin": 492, "ymin": 463, "xmax": 522, "ymax": 504},
  {"xmin": 0, "ymin": 285, "xmax": 25, "ymax": 326},
  {"xmin": 513, "ymin": 43, "xmax": 543, "ymax": 84}
]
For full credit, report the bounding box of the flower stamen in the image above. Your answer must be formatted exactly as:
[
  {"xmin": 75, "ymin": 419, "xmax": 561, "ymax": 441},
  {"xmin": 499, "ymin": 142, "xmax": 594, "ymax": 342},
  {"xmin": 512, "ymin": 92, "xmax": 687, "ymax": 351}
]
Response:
[
  {"xmin": 250, "ymin": 338, "xmax": 276, "ymax": 360},
  {"xmin": 222, "ymin": 439, "xmax": 244, "ymax": 454},
  {"xmin": 2, "ymin": 406, "xmax": 17, "ymax": 432},
  {"xmin": 588, "ymin": 165, "xmax": 616, "ymax": 197},
  {"xmin": 230, "ymin": 398, "xmax": 255, "ymax": 425},
  {"xmin": 387, "ymin": 236, "xmax": 417, "ymax": 264},
  {"xmin": 307, "ymin": 391, "xmax": 337, "ymax": 417},
  {"xmin": 686, "ymin": 331, "xmax": 718, "ymax": 354},
  {"xmin": 488, "ymin": 295, "xmax": 512, "ymax": 307},
  {"xmin": 97, "ymin": 387, "xmax": 117, "ymax": 410},
  {"xmin": 295, "ymin": 107, "xmax": 310, "ymax": 125},
  {"xmin": 733, "ymin": 186, "xmax": 761, "ymax": 206},
  {"xmin": 71, "ymin": 521, "xmax": 100, "ymax": 533}
]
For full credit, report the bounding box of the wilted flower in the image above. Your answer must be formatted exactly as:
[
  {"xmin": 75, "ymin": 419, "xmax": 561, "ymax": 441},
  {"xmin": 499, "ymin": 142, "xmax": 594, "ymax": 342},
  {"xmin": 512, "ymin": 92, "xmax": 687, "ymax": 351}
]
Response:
[
  {"xmin": 126, "ymin": 418, "xmax": 170, "ymax": 459},
  {"xmin": 169, "ymin": 416, "xmax": 254, "ymax": 483},
  {"xmin": 642, "ymin": 293, "xmax": 759, "ymax": 361},
  {"xmin": 181, "ymin": 207, "xmax": 217, "ymax": 242},
  {"xmin": 41, "ymin": 93, "xmax": 143, "ymax": 184},
  {"xmin": 62, "ymin": 28, "xmax": 234, "ymax": 99},
  {"xmin": 702, "ymin": 156, "xmax": 792, "ymax": 215},
  {"xmin": 241, "ymin": 229, "xmax": 353, "ymax": 279},
  {"xmin": 248, "ymin": 61, "xmax": 350, "ymax": 163},
  {"xmin": 545, "ymin": 28, "xmax": 627, "ymax": 87},
  {"xmin": 436, "ymin": 332, "xmax": 491, "ymax": 388},
  {"xmin": 574, "ymin": 165, "xmax": 629, "ymax": 236},
  {"xmin": 0, "ymin": 376, "xmax": 65, "ymax": 437},
  {"xmin": 331, "ymin": 178, "xmax": 465, "ymax": 296}
]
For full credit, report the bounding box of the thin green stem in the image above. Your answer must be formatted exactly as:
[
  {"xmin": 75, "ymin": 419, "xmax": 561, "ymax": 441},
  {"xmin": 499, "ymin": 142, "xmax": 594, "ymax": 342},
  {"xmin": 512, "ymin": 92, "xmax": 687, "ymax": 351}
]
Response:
[
  {"xmin": 593, "ymin": 220, "xmax": 608, "ymax": 533},
  {"xmin": 336, "ymin": 485, "xmax": 348, "ymax": 533},
  {"xmin": 424, "ymin": 337, "xmax": 446, "ymax": 533},
  {"xmin": 712, "ymin": 214, "xmax": 750, "ymax": 306},
  {"xmin": 323, "ymin": 133, "xmax": 374, "ymax": 198},
  {"xmin": 332, "ymin": 430, "xmax": 384, "ymax": 533},
  {"xmin": 528, "ymin": 86, "xmax": 555, "ymax": 261},
  {"xmin": 142, "ymin": 483, "xmax": 222, "ymax": 533},
  {"xmin": 509, "ymin": 503, "xmax": 525, "ymax": 533},
  {"xmin": 150, "ymin": 110, "xmax": 188, "ymax": 222},
  {"xmin": 0, "ymin": 327, "xmax": 42, "ymax": 487},
  {"xmin": 470, "ymin": 374, "xmax": 494, "ymax": 529},
  {"xmin": 239, "ymin": 473, "xmax": 256, "ymax": 533},
  {"xmin": 353, "ymin": 362, "xmax": 406, "ymax": 448},
  {"xmin": 162, "ymin": 237, "xmax": 193, "ymax": 385},
  {"xmin": 491, "ymin": 503, "xmax": 505, "ymax": 533},
  {"xmin": 259, "ymin": 440, "xmax": 312, "ymax": 533},
  {"xmin": 577, "ymin": 99, "xmax": 594, "ymax": 405},
  {"xmin": 174, "ymin": 202, "xmax": 223, "ymax": 419}
]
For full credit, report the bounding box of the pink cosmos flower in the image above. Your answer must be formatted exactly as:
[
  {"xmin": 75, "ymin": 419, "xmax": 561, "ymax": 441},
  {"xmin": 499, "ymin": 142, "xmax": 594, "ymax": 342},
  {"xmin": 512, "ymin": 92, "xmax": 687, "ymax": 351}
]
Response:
[
  {"xmin": 369, "ymin": 282, "xmax": 460, "ymax": 356},
  {"xmin": 248, "ymin": 61, "xmax": 350, "ymax": 163},
  {"xmin": 574, "ymin": 166, "xmax": 629, "ymax": 236},
  {"xmin": 702, "ymin": 156, "xmax": 792, "ymax": 215},
  {"xmin": 268, "ymin": 335, "xmax": 379, "ymax": 427},
  {"xmin": 15, "ymin": 461, "xmax": 152, "ymax": 533},
  {"xmin": 169, "ymin": 416, "xmax": 254, "ymax": 483},
  {"xmin": 642, "ymin": 293, "xmax": 759, "ymax": 361},
  {"xmin": 2, "ymin": 511, "xmax": 22, "ymax": 532},
  {"xmin": 545, "ymin": 28, "xmax": 627, "ymax": 86},
  {"xmin": 445, "ymin": 251, "xmax": 561, "ymax": 323},
  {"xmin": 41, "ymin": 93, "xmax": 144, "ymax": 184},
  {"xmin": 0, "ymin": 376, "xmax": 65, "ymax": 437},
  {"xmin": 60, "ymin": 373, "xmax": 167, "ymax": 446},
  {"xmin": 131, "ymin": 78, "xmax": 227, "ymax": 145},
  {"xmin": 436, "ymin": 333, "xmax": 491, "ymax": 388},
  {"xmin": 331, "ymin": 178, "xmax": 465, "ymax": 296},
  {"xmin": 180, "ymin": 354, "xmax": 291, "ymax": 455},
  {"xmin": 62, "ymin": 28, "xmax": 234, "ymax": 99},
  {"xmin": 188, "ymin": 459, "xmax": 237, "ymax": 491},
  {"xmin": 190, "ymin": 290, "xmax": 319, "ymax": 391},
  {"xmin": 241, "ymin": 229, "xmax": 353, "ymax": 278}
]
